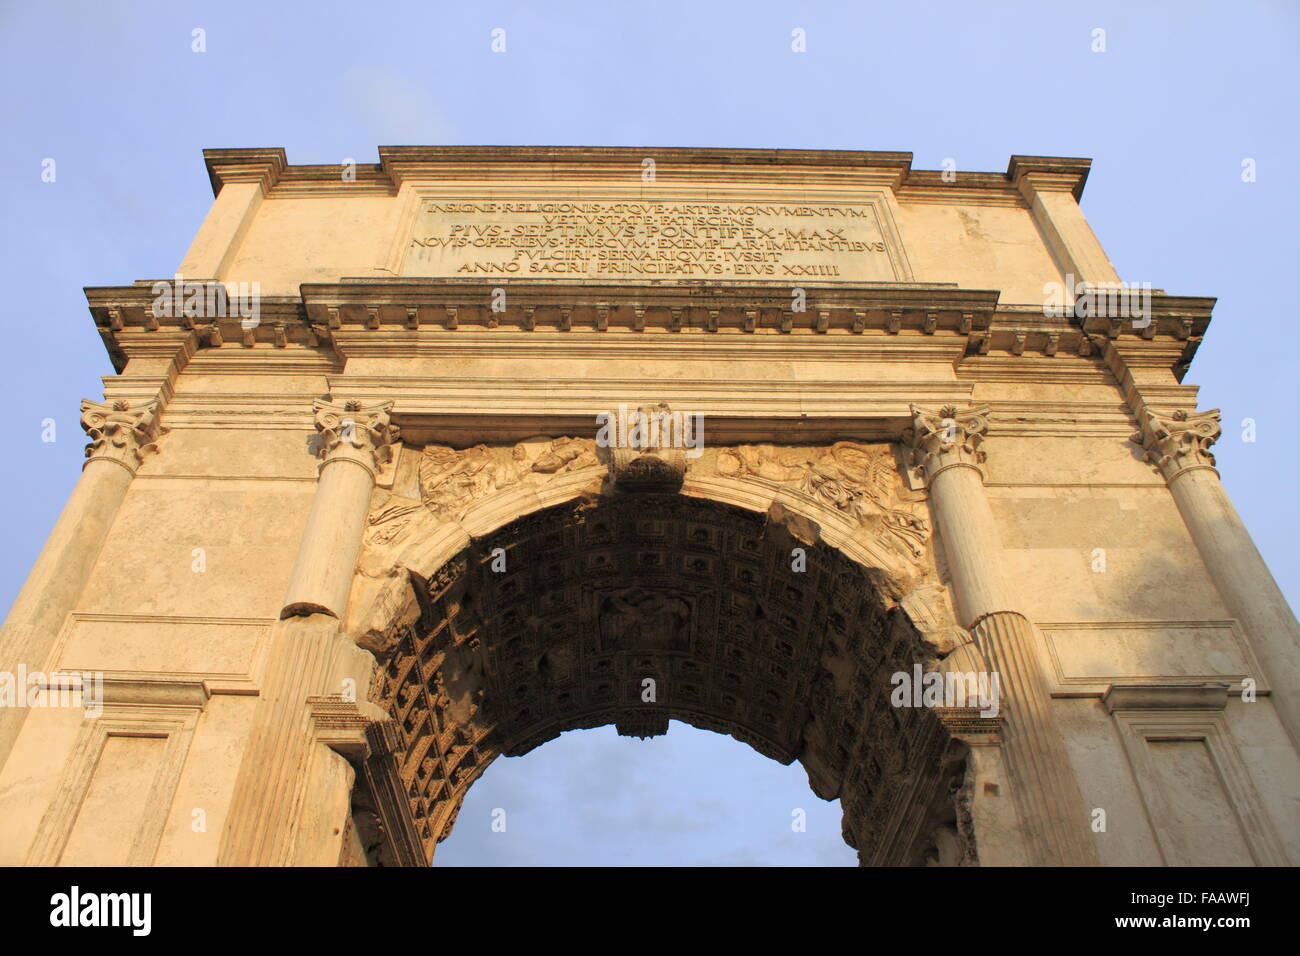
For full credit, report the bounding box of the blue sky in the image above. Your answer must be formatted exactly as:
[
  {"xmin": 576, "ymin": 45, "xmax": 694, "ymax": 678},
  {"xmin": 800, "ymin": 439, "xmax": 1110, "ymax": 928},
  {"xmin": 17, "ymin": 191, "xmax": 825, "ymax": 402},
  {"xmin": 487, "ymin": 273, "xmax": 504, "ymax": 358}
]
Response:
[{"xmin": 1, "ymin": 1, "xmax": 1296, "ymax": 865}]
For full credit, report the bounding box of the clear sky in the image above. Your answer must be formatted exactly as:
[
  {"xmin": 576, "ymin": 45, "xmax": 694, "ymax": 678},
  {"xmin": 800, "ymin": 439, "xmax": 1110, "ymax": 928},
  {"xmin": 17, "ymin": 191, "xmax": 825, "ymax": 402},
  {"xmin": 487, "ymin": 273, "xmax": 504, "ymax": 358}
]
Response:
[{"xmin": 1, "ymin": 1, "xmax": 1296, "ymax": 866}]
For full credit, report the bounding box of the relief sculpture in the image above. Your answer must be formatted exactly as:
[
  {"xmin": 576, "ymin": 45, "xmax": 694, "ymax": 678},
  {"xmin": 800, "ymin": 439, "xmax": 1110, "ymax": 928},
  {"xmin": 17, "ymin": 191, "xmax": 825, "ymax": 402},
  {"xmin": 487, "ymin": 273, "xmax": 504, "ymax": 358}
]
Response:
[
  {"xmin": 419, "ymin": 437, "xmax": 600, "ymax": 521},
  {"xmin": 709, "ymin": 440, "xmax": 930, "ymax": 561},
  {"xmin": 597, "ymin": 588, "xmax": 694, "ymax": 654},
  {"xmin": 353, "ymin": 434, "xmax": 933, "ymax": 653}
]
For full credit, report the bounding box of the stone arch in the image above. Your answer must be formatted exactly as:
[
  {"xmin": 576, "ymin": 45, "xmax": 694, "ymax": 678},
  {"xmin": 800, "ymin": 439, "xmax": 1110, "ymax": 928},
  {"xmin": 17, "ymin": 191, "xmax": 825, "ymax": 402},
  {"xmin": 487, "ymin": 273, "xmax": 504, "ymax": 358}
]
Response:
[{"xmin": 343, "ymin": 441, "xmax": 982, "ymax": 866}]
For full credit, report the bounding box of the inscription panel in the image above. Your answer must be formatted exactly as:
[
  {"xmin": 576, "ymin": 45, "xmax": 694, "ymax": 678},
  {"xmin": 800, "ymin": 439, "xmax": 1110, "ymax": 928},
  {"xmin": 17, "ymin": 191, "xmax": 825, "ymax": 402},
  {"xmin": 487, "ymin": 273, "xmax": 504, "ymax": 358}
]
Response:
[{"xmin": 402, "ymin": 194, "xmax": 904, "ymax": 281}]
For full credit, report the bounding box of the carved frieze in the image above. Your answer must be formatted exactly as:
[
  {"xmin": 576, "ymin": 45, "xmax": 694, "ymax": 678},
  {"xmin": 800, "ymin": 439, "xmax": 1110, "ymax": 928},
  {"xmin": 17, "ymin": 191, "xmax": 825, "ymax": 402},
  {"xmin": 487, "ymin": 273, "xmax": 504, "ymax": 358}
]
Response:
[{"xmin": 356, "ymin": 435, "xmax": 933, "ymax": 619}]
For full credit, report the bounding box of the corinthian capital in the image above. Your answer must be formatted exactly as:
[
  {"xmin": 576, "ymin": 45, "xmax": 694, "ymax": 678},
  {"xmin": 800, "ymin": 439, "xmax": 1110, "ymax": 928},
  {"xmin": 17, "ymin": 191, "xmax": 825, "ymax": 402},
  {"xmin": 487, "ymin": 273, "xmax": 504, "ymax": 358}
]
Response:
[
  {"xmin": 904, "ymin": 404, "xmax": 990, "ymax": 485},
  {"xmin": 313, "ymin": 399, "xmax": 400, "ymax": 474},
  {"xmin": 80, "ymin": 399, "xmax": 165, "ymax": 474},
  {"xmin": 1133, "ymin": 406, "xmax": 1221, "ymax": 483}
]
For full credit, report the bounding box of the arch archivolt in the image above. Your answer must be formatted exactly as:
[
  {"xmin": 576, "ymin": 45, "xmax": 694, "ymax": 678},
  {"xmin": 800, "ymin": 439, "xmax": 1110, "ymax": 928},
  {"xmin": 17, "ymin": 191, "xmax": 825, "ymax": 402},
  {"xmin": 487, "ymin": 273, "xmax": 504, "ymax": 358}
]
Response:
[{"xmin": 341, "ymin": 432, "xmax": 986, "ymax": 866}]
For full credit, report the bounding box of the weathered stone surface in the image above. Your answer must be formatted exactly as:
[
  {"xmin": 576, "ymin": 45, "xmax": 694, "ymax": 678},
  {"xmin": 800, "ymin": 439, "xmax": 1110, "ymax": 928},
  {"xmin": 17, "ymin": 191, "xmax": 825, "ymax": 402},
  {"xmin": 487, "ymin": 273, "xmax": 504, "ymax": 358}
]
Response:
[{"xmin": 0, "ymin": 146, "xmax": 1294, "ymax": 868}]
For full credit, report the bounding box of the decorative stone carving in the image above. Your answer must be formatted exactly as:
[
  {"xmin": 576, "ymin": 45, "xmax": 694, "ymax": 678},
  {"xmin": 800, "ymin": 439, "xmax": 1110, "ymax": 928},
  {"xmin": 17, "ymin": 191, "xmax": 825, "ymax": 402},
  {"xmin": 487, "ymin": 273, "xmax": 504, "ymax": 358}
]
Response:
[
  {"xmin": 596, "ymin": 588, "xmax": 693, "ymax": 654},
  {"xmin": 313, "ymin": 399, "xmax": 400, "ymax": 473},
  {"xmin": 604, "ymin": 403, "xmax": 689, "ymax": 492},
  {"xmin": 531, "ymin": 436, "xmax": 598, "ymax": 474},
  {"xmin": 918, "ymin": 764, "xmax": 979, "ymax": 867},
  {"xmin": 419, "ymin": 444, "xmax": 513, "ymax": 520},
  {"xmin": 79, "ymin": 399, "xmax": 165, "ymax": 473},
  {"xmin": 418, "ymin": 437, "xmax": 600, "ymax": 521},
  {"xmin": 368, "ymin": 436, "xmax": 928, "ymax": 570},
  {"xmin": 901, "ymin": 583, "xmax": 974, "ymax": 659},
  {"xmin": 708, "ymin": 440, "xmax": 930, "ymax": 559},
  {"xmin": 1132, "ymin": 406, "xmax": 1221, "ymax": 482},
  {"xmin": 350, "ymin": 439, "xmax": 606, "ymax": 648},
  {"xmin": 903, "ymin": 404, "xmax": 991, "ymax": 485},
  {"xmin": 366, "ymin": 499, "xmax": 426, "ymax": 547}
]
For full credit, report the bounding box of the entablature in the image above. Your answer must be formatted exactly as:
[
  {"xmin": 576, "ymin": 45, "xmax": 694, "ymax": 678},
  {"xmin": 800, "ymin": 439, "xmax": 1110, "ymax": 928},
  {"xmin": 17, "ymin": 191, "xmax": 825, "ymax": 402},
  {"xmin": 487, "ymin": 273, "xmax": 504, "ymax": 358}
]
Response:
[{"xmin": 85, "ymin": 279, "xmax": 1212, "ymax": 395}]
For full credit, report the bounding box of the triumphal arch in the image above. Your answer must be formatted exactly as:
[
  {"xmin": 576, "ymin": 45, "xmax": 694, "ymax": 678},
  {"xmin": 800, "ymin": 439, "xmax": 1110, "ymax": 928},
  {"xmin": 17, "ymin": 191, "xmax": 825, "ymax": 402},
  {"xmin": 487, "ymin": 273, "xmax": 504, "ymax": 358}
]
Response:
[{"xmin": 1, "ymin": 147, "xmax": 1296, "ymax": 867}]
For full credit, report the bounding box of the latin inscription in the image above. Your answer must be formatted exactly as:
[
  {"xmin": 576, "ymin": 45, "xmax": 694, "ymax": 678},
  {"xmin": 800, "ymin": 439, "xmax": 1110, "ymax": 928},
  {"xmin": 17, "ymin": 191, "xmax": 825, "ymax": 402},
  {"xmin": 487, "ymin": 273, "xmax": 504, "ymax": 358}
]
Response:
[{"xmin": 403, "ymin": 198, "xmax": 897, "ymax": 281}]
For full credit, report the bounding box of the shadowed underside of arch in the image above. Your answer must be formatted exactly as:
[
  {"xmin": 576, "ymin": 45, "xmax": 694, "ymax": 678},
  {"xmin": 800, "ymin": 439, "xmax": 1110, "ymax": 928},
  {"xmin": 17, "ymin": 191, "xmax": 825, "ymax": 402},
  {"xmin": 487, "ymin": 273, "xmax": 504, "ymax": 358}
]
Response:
[{"xmin": 354, "ymin": 494, "xmax": 971, "ymax": 866}]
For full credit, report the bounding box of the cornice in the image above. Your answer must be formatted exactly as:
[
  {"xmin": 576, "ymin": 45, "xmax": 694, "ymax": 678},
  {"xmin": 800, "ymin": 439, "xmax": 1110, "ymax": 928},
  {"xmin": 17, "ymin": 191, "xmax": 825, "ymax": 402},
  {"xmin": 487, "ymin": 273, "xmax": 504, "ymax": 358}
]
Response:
[
  {"xmin": 83, "ymin": 279, "xmax": 1215, "ymax": 389},
  {"xmin": 895, "ymin": 182, "xmax": 1027, "ymax": 207},
  {"xmin": 378, "ymin": 146, "xmax": 916, "ymax": 191},
  {"xmin": 1007, "ymin": 155, "xmax": 1092, "ymax": 201},
  {"xmin": 300, "ymin": 279, "xmax": 1001, "ymax": 340},
  {"xmin": 194, "ymin": 146, "xmax": 1098, "ymax": 200},
  {"xmin": 1077, "ymin": 294, "xmax": 1214, "ymax": 348},
  {"xmin": 377, "ymin": 144, "xmax": 916, "ymax": 167},
  {"xmin": 203, "ymin": 147, "xmax": 288, "ymax": 197},
  {"xmin": 85, "ymin": 279, "xmax": 999, "ymax": 346}
]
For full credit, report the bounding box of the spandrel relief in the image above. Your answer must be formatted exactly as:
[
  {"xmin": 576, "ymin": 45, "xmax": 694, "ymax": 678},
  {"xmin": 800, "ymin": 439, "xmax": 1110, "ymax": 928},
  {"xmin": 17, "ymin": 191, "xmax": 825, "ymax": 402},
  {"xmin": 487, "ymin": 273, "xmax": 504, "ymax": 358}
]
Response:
[
  {"xmin": 360, "ymin": 436, "xmax": 932, "ymax": 574},
  {"xmin": 702, "ymin": 440, "xmax": 931, "ymax": 563},
  {"xmin": 420, "ymin": 437, "xmax": 601, "ymax": 521},
  {"xmin": 354, "ymin": 436, "xmax": 936, "ymax": 651},
  {"xmin": 359, "ymin": 436, "xmax": 604, "ymax": 574}
]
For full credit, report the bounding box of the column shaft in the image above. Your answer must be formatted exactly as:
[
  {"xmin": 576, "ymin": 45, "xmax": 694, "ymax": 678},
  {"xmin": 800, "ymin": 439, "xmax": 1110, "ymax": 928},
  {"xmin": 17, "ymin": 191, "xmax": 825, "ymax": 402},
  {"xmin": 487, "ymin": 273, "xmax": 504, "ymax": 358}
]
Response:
[
  {"xmin": 0, "ymin": 399, "xmax": 162, "ymax": 767},
  {"xmin": 0, "ymin": 460, "xmax": 132, "ymax": 762},
  {"xmin": 217, "ymin": 615, "xmax": 356, "ymax": 865},
  {"xmin": 927, "ymin": 464, "xmax": 1015, "ymax": 623},
  {"xmin": 1135, "ymin": 405, "xmax": 1300, "ymax": 748},
  {"xmin": 970, "ymin": 611, "xmax": 1096, "ymax": 864},
  {"xmin": 1170, "ymin": 468, "xmax": 1300, "ymax": 745},
  {"xmin": 282, "ymin": 456, "xmax": 376, "ymax": 619}
]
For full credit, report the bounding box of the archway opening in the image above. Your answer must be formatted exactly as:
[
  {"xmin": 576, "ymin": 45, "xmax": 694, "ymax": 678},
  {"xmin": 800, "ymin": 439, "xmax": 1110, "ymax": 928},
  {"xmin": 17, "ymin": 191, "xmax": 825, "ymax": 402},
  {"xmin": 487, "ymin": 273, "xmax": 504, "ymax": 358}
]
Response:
[
  {"xmin": 349, "ymin": 494, "xmax": 971, "ymax": 865},
  {"xmin": 434, "ymin": 722, "xmax": 859, "ymax": 866}
]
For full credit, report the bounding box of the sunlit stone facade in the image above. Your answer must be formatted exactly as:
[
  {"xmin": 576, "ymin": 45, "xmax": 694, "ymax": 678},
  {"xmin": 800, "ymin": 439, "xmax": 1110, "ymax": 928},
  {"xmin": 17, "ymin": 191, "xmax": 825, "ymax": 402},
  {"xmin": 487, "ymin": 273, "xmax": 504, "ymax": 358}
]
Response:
[{"xmin": 0, "ymin": 147, "xmax": 1295, "ymax": 866}]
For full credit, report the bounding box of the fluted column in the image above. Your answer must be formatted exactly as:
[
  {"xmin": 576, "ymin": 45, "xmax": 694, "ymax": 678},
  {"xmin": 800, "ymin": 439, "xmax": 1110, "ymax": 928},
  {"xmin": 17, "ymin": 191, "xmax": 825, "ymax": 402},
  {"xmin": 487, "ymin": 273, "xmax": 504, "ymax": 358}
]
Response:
[
  {"xmin": 907, "ymin": 404, "xmax": 1098, "ymax": 865},
  {"xmin": 218, "ymin": 399, "xmax": 397, "ymax": 866},
  {"xmin": 0, "ymin": 400, "xmax": 163, "ymax": 766},
  {"xmin": 1135, "ymin": 406, "xmax": 1300, "ymax": 748}
]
